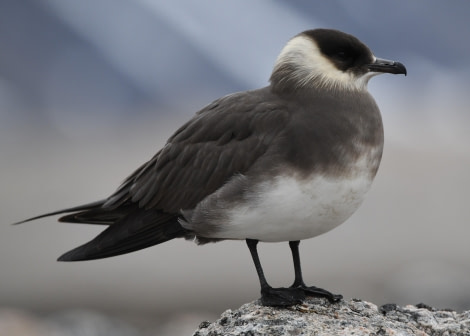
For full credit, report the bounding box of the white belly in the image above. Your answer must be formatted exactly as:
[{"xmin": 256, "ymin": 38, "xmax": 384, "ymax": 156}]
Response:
[{"xmin": 219, "ymin": 172, "xmax": 374, "ymax": 242}]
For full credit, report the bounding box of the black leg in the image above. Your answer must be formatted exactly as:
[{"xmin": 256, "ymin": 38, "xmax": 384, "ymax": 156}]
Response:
[
  {"xmin": 289, "ymin": 241, "xmax": 304, "ymax": 288},
  {"xmin": 246, "ymin": 239, "xmax": 304, "ymax": 306},
  {"xmin": 289, "ymin": 240, "xmax": 342, "ymax": 302},
  {"xmin": 246, "ymin": 239, "xmax": 269, "ymax": 289}
]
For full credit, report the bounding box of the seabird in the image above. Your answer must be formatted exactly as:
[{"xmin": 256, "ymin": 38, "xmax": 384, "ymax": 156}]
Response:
[{"xmin": 17, "ymin": 29, "xmax": 406, "ymax": 306}]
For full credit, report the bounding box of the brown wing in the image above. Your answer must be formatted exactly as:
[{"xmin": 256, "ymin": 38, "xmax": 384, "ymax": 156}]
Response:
[{"xmin": 104, "ymin": 88, "xmax": 289, "ymax": 214}]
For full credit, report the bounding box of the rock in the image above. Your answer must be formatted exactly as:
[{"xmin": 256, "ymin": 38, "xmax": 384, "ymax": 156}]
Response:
[{"xmin": 193, "ymin": 298, "xmax": 470, "ymax": 336}]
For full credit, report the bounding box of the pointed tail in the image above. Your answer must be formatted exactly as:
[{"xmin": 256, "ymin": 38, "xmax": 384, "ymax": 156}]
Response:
[{"xmin": 13, "ymin": 200, "xmax": 107, "ymax": 225}]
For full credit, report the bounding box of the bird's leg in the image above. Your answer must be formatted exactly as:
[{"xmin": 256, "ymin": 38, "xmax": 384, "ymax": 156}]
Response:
[
  {"xmin": 289, "ymin": 240, "xmax": 342, "ymax": 302},
  {"xmin": 246, "ymin": 239, "xmax": 304, "ymax": 306}
]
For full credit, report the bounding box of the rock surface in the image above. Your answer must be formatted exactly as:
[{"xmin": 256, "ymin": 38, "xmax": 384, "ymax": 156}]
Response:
[{"xmin": 193, "ymin": 298, "xmax": 470, "ymax": 336}]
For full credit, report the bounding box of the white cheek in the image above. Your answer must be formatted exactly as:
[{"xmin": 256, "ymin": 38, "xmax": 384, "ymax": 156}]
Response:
[
  {"xmin": 354, "ymin": 71, "xmax": 378, "ymax": 89},
  {"xmin": 274, "ymin": 35, "xmax": 368, "ymax": 91}
]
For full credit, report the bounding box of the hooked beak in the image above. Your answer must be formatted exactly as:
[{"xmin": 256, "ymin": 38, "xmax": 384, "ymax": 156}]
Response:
[{"xmin": 367, "ymin": 57, "xmax": 407, "ymax": 76}]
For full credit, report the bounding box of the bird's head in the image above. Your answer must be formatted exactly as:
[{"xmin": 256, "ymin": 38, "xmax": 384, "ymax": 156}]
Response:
[{"xmin": 270, "ymin": 29, "xmax": 406, "ymax": 93}]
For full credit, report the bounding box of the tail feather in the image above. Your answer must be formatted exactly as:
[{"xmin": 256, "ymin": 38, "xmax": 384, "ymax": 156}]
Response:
[
  {"xmin": 58, "ymin": 202, "xmax": 135, "ymax": 225},
  {"xmin": 13, "ymin": 200, "xmax": 107, "ymax": 225},
  {"xmin": 57, "ymin": 210, "xmax": 188, "ymax": 261},
  {"xmin": 15, "ymin": 199, "xmax": 189, "ymax": 261}
]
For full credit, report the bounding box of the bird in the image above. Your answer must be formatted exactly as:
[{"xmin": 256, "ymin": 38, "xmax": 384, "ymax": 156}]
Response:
[{"xmin": 16, "ymin": 29, "xmax": 406, "ymax": 307}]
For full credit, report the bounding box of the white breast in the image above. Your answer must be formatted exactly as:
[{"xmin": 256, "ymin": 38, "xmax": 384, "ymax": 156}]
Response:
[{"xmin": 217, "ymin": 170, "xmax": 374, "ymax": 242}]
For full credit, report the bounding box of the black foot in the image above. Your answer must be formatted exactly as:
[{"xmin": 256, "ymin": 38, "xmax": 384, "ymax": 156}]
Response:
[
  {"xmin": 260, "ymin": 287, "xmax": 306, "ymax": 307},
  {"xmin": 293, "ymin": 284, "xmax": 343, "ymax": 303}
]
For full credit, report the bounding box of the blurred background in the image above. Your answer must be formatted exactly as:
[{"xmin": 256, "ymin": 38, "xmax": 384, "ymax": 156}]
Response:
[{"xmin": 1, "ymin": 0, "xmax": 469, "ymax": 335}]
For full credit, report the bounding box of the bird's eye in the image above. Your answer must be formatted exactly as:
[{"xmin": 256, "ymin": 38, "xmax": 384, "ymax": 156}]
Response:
[{"xmin": 335, "ymin": 51, "xmax": 349, "ymax": 60}]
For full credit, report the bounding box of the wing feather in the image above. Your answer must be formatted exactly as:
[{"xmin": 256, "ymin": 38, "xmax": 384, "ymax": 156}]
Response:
[
  {"xmin": 106, "ymin": 88, "xmax": 289, "ymax": 214},
  {"xmin": 19, "ymin": 88, "xmax": 291, "ymax": 260}
]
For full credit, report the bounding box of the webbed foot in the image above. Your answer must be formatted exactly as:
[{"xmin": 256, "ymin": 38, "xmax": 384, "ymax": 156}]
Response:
[
  {"xmin": 292, "ymin": 283, "xmax": 342, "ymax": 302},
  {"xmin": 260, "ymin": 287, "xmax": 305, "ymax": 306}
]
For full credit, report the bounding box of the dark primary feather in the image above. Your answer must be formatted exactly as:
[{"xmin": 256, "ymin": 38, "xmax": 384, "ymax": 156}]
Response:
[
  {"xmin": 57, "ymin": 206, "xmax": 183, "ymax": 261},
  {"xmin": 19, "ymin": 87, "xmax": 289, "ymax": 261}
]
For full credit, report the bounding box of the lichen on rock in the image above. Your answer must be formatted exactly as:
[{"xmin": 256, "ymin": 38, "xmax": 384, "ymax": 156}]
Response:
[{"xmin": 193, "ymin": 298, "xmax": 470, "ymax": 336}]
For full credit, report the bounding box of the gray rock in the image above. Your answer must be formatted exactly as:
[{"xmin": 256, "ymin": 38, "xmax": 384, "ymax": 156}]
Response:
[{"xmin": 193, "ymin": 298, "xmax": 470, "ymax": 336}]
